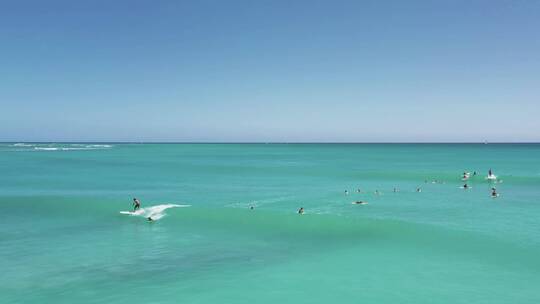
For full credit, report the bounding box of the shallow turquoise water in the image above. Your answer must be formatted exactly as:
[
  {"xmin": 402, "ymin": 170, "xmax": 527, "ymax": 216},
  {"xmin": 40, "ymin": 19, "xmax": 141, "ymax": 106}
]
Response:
[{"xmin": 1, "ymin": 143, "xmax": 539, "ymax": 303}]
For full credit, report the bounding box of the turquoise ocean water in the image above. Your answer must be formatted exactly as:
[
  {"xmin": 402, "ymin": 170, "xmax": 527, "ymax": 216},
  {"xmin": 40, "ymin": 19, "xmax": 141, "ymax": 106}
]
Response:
[{"xmin": 1, "ymin": 143, "xmax": 539, "ymax": 303}]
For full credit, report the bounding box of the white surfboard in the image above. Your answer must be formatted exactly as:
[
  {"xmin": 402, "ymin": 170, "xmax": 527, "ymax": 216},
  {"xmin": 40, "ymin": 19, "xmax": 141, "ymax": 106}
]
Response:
[{"xmin": 119, "ymin": 209, "xmax": 145, "ymax": 215}]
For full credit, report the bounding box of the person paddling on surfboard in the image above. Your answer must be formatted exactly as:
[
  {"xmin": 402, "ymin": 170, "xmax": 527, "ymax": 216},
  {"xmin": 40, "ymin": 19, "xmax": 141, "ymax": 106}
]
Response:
[{"xmin": 133, "ymin": 198, "xmax": 141, "ymax": 211}]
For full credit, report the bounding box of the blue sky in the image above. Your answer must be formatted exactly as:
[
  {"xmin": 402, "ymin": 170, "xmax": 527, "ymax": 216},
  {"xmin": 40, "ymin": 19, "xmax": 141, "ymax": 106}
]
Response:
[{"xmin": 1, "ymin": 0, "xmax": 539, "ymax": 142}]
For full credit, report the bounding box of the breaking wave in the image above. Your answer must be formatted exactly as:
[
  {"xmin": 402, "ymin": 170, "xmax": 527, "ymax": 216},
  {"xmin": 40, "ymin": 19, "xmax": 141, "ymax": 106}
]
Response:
[{"xmin": 120, "ymin": 204, "xmax": 191, "ymax": 221}]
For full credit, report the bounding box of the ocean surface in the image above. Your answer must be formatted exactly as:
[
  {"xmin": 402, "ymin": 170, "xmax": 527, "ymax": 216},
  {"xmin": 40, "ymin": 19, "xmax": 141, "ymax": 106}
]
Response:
[{"xmin": 1, "ymin": 143, "xmax": 539, "ymax": 303}]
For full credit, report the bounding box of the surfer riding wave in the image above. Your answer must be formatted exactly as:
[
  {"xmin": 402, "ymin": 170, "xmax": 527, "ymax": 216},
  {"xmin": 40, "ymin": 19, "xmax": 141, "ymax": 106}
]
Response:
[{"xmin": 121, "ymin": 203, "xmax": 190, "ymax": 221}]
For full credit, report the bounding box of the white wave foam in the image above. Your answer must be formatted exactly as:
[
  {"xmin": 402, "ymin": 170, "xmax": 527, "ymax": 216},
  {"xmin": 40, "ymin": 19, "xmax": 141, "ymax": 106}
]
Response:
[
  {"xmin": 34, "ymin": 147, "xmax": 59, "ymax": 151},
  {"xmin": 60, "ymin": 147, "xmax": 103, "ymax": 151},
  {"xmin": 61, "ymin": 148, "xmax": 88, "ymax": 151},
  {"xmin": 85, "ymin": 144, "xmax": 112, "ymax": 148},
  {"xmin": 32, "ymin": 144, "xmax": 113, "ymax": 151},
  {"xmin": 120, "ymin": 204, "xmax": 190, "ymax": 221},
  {"xmin": 12, "ymin": 143, "xmax": 34, "ymax": 147}
]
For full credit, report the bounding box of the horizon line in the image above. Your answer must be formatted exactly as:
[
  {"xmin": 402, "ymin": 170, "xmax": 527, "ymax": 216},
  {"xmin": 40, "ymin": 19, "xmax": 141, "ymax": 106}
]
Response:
[{"xmin": 1, "ymin": 141, "xmax": 539, "ymax": 144}]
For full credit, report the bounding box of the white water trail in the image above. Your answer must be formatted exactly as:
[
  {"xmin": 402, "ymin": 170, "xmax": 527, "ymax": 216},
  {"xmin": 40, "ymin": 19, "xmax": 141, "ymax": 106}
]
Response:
[{"xmin": 120, "ymin": 204, "xmax": 190, "ymax": 221}]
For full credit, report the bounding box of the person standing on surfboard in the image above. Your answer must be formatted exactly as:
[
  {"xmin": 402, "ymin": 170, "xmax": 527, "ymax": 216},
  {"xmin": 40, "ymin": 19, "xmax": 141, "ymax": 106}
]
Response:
[{"xmin": 133, "ymin": 198, "xmax": 141, "ymax": 211}]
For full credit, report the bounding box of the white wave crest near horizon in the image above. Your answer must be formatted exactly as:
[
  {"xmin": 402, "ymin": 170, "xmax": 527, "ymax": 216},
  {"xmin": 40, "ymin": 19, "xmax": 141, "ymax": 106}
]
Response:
[
  {"xmin": 60, "ymin": 147, "xmax": 103, "ymax": 151},
  {"xmin": 120, "ymin": 204, "xmax": 190, "ymax": 221},
  {"xmin": 12, "ymin": 143, "xmax": 35, "ymax": 147},
  {"xmin": 34, "ymin": 147, "xmax": 59, "ymax": 151},
  {"xmin": 31, "ymin": 144, "xmax": 113, "ymax": 151},
  {"xmin": 60, "ymin": 148, "xmax": 92, "ymax": 151},
  {"xmin": 85, "ymin": 144, "xmax": 113, "ymax": 148}
]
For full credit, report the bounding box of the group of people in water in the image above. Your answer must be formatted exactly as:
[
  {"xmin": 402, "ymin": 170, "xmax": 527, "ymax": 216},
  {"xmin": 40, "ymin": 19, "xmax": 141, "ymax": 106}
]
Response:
[
  {"xmin": 136, "ymin": 169, "xmax": 502, "ymax": 218},
  {"xmin": 249, "ymin": 169, "xmax": 503, "ymax": 216},
  {"xmin": 461, "ymin": 169, "xmax": 500, "ymax": 197},
  {"xmin": 343, "ymin": 169, "xmax": 501, "ymax": 212}
]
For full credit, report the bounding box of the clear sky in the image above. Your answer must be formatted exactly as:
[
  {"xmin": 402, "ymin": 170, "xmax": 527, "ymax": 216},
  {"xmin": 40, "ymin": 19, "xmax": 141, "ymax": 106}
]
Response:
[{"xmin": 1, "ymin": 0, "xmax": 539, "ymax": 142}]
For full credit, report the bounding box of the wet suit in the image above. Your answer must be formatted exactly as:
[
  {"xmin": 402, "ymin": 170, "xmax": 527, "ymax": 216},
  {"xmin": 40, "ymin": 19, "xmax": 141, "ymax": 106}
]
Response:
[{"xmin": 133, "ymin": 199, "xmax": 141, "ymax": 211}]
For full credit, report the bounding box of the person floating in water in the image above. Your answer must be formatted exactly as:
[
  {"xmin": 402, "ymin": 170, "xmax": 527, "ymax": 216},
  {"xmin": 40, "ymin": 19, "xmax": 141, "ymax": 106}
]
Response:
[
  {"xmin": 354, "ymin": 201, "xmax": 367, "ymax": 205},
  {"xmin": 133, "ymin": 198, "xmax": 141, "ymax": 211},
  {"xmin": 298, "ymin": 207, "xmax": 304, "ymax": 214}
]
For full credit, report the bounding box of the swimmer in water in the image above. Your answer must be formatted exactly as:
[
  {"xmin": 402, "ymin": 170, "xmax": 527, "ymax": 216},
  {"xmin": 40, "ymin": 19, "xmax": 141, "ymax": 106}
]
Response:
[
  {"xmin": 249, "ymin": 206, "xmax": 254, "ymax": 210},
  {"xmin": 357, "ymin": 189, "xmax": 362, "ymax": 193},
  {"xmin": 489, "ymin": 169, "xmax": 493, "ymax": 176},
  {"xmin": 298, "ymin": 207, "xmax": 304, "ymax": 214},
  {"xmin": 345, "ymin": 190, "xmax": 349, "ymax": 195},
  {"xmin": 147, "ymin": 217, "xmax": 153, "ymax": 221},
  {"xmin": 133, "ymin": 198, "xmax": 141, "ymax": 211},
  {"xmin": 354, "ymin": 201, "xmax": 367, "ymax": 205},
  {"xmin": 491, "ymin": 188, "xmax": 498, "ymax": 197},
  {"xmin": 416, "ymin": 187, "xmax": 422, "ymax": 192},
  {"xmin": 463, "ymin": 183, "xmax": 469, "ymax": 189}
]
